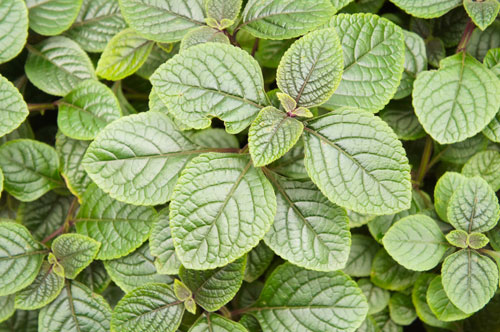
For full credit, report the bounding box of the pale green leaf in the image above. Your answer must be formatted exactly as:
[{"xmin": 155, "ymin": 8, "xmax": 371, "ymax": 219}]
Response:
[
  {"xmin": 189, "ymin": 314, "xmax": 248, "ymax": 332},
  {"xmin": 484, "ymin": 47, "xmax": 500, "ymax": 77},
  {"xmin": 189, "ymin": 128, "xmax": 240, "ymax": 149},
  {"xmin": 389, "ymin": 293, "xmax": 416, "ymax": 326},
  {"xmin": 358, "ymin": 279, "xmax": 390, "ymax": 315},
  {"xmin": 303, "ymin": 109, "xmax": 412, "ymax": 215},
  {"xmin": 0, "ymin": 75, "xmax": 28, "ymax": 139},
  {"xmin": 462, "ymin": 150, "xmax": 500, "ymax": 191},
  {"xmin": 389, "ymin": 0, "xmax": 461, "ymax": 18},
  {"xmin": 347, "ymin": 210, "xmax": 375, "ymax": 228},
  {"xmin": 378, "ymin": 99, "xmax": 425, "ymax": 141},
  {"xmin": 26, "ymin": 0, "xmax": 82, "ymax": 35},
  {"xmin": 466, "ymin": 21, "xmax": 500, "ymax": 61},
  {"xmin": 330, "ymin": 0, "xmax": 355, "ymax": 11},
  {"xmin": 179, "ymin": 26, "xmax": 230, "ymax": 52},
  {"xmin": 173, "ymin": 279, "xmax": 191, "ymax": 301},
  {"xmin": 52, "ymin": 233, "xmax": 100, "ymax": 279},
  {"xmin": 355, "ymin": 315, "xmax": 378, "ymax": 332},
  {"xmin": 434, "ymin": 172, "xmax": 467, "ymax": 222},
  {"xmin": 427, "ymin": 275, "xmax": 471, "ymax": 322},
  {"xmin": 0, "ymin": 0, "xmax": 28, "ymax": 64},
  {"xmin": 341, "ymin": 0, "xmax": 385, "ymax": 13},
  {"xmin": 149, "ymin": 208, "xmax": 181, "ymax": 275},
  {"xmin": 371, "ymin": 249, "xmax": 420, "ymax": 291},
  {"xmin": 244, "ymin": 241, "xmax": 274, "ymax": 283},
  {"xmin": 464, "ymin": 0, "xmax": 500, "ymax": 31},
  {"xmin": 394, "ymin": 31, "xmax": 427, "ymax": 100},
  {"xmin": 446, "ymin": 229, "xmax": 468, "ymax": 248},
  {"xmin": 75, "ymin": 261, "xmax": 111, "ymax": 293},
  {"xmin": 0, "ymin": 169, "xmax": 3, "ymax": 199},
  {"xmin": 468, "ymin": 232, "xmax": 489, "ymax": 249},
  {"xmin": 343, "ymin": 234, "xmax": 379, "ymax": 277},
  {"xmin": 0, "ymin": 295, "xmax": 14, "ymax": 323},
  {"xmin": 205, "ymin": 0, "xmax": 242, "ymax": 25}
]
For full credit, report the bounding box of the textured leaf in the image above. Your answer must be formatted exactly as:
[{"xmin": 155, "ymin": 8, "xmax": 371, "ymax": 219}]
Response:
[
  {"xmin": 347, "ymin": 210, "xmax": 375, "ymax": 228},
  {"xmin": 462, "ymin": 150, "xmax": 500, "ymax": 191},
  {"xmin": 447, "ymin": 176, "xmax": 500, "ymax": 233},
  {"xmin": 441, "ymin": 249, "xmax": 498, "ymax": 314},
  {"xmin": 434, "ymin": 172, "xmax": 467, "ymax": 222},
  {"xmin": 388, "ymin": 293, "xmax": 416, "ymax": 326},
  {"xmin": 358, "ymin": 279, "xmax": 390, "ymax": 315},
  {"xmin": 179, "ymin": 26, "xmax": 230, "ymax": 51},
  {"xmin": 52, "ymin": 233, "xmax": 100, "ymax": 279},
  {"xmin": 446, "ymin": 229, "xmax": 468, "ymax": 248},
  {"xmin": 303, "ymin": 109, "xmax": 412, "ymax": 215},
  {"xmin": 0, "ymin": 0, "xmax": 28, "ymax": 64},
  {"xmin": 96, "ymin": 28, "xmax": 154, "ymax": 81},
  {"xmin": 151, "ymin": 43, "xmax": 267, "ymax": 133},
  {"xmin": 118, "ymin": 0, "xmax": 205, "ymax": 43},
  {"xmin": 252, "ymin": 263, "xmax": 368, "ymax": 332},
  {"xmin": 323, "ymin": 14, "xmax": 405, "ymax": 112},
  {"xmin": 389, "ymin": 0, "xmax": 461, "ymax": 18},
  {"xmin": 0, "ymin": 295, "xmax": 14, "ymax": 323},
  {"xmin": 0, "ymin": 309, "xmax": 38, "ymax": 332},
  {"xmin": 371, "ymin": 249, "xmax": 420, "ymax": 291},
  {"xmin": 264, "ymin": 175, "xmax": 350, "ymax": 272},
  {"xmin": 426, "ymin": 275, "xmax": 471, "ymax": 322},
  {"xmin": 244, "ymin": 241, "xmax": 274, "ymax": 283},
  {"xmin": 394, "ymin": 31, "xmax": 427, "ymax": 100},
  {"xmin": 39, "ymin": 281, "xmax": 111, "ymax": 332},
  {"xmin": 468, "ymin": 232, "xmax": 490, "ymax": 249},
  {"xmin": 378, "ymin": 100, "xmax": 425, "ymax": 141},
  {"xmin": 25, "ymin": 36, "xmax": 96, "ymax": 96},
  {"xmin": 180, "ymin": 256, "xmax": 245, "ymax": 311},
  {"xmin": 189, "ymin": 128, "xmax": 240, "ymax": 149},
  {"xmin": 83, "ymin": 112, "xmax": 200, "ymax": 206},
  {"xmin": 355, "ymin": 315, "xmax": 378, "ymax": 332},
  {"xmin": 149, "ymin": 208, "xmax": 181, "ymax": 275},
  {"xmin": 189, "ymin": 314, "xmax": 248, "ymax": 332},
  {"xmin": 438, "ymin": 133, "xmax": 488, "ymax": 163},
  {"xmin": 464, "ymin": 0, "xmax": 500, "ymax": 31},
  {"xmin": 26, "ymin": 0, "xmax": 82, "ymax": 35},
  {"xmin": 0, "ymin": 75, "xmax": 28, "ymax": 139},
  {"xmin": 484, "ymin": 47, "xmax": 500, "ymax": 77},
  {"xmin": 58, "ymin": 80, "xmax": 122, "ymax": 140},
  {"xmin": 413, "ymin": 53, "xmax": 500, "ymax": 144},
  {"xmin": 371, "ymin": 310, "xmax": 401, "ymax": 332},
  {"xmin": 137, "ymin": 44, "xmax": 177, "ymax": 79},
  {"xmin": 205, "ymin": 0, "xmax": 242, "ymax": 26},
  {"xmin": 343, "ymin": 234, "xmax": 379, "ymax": 277},
  {"xmin": 241, "ymin": 0, "xmax": 335, "ymax": 40},
  {"xmin": 170, "ymin": 153, "xmax": 276, "ymax": 270},
  {"xmin": 466, "ymin": 21, "xmax": 500, "ymax": 61},
  {"xmin": 75, "ymin": 261, "xmax": 111, "ymax": 293},
  {"xmin": 0, "ymin": 139, "xmax": 63, "ymax": 202},
  {"xmin": 111, "ymin": 283, "xmax": 184, "ymax": 332},
  {"xmin": 75, "ymin": 184, "xmax": 155, "ymax": 260}
]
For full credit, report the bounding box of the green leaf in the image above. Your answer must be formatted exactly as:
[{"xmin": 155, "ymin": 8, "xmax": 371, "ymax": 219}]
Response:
[
  {"xmin": 244, "ymin": 241, "xmax": 274, "ymax": 283},
  {"xmin": 389, "ymin": 293, "xmax": 416, "ymax": 326},
  {"xmin": 75, "ymin": 184, "xmax": 155, "ymax": 260},
  {"xmin": 179, "ymin": 26, "xmax": 230, "ymax": 51},
  {"xmin": 358, "ymin": 279, "xmax": 390, "ymax": 315},
  {"xmin": 205, "ymin": 0, "xmax": 242, "ymax": 25},
  {"xmin": 371, "ymin": 309, "xmax": 402, "ymax": 332},
  {"xmin": 434, "ymin": 172, "xmax": 467, "ymax": 222},
  {"xmin": 51, "ymin": 233, "xmax": 100, "ymax": 279},
  {"xmin": 442, "ymin": 249, "xmax": 498, "ymax": 314},
  {"xmin": 75, "ymin": 261, "xmax": 111, "ymax": 293},
  {"xmin": 447, "ymin": 176, "xmax": 500, "ymax": 233},
  {"xmin": 276, "ymin": 28, "xmax": 343, "ymax": 108},
  {"xmin": 111, "ymin": 283, "xmax": 184, "ymax": 332},
  {"xmin": 0, "ymin": 0, "xmax": 28, "ymax": 64},
  {"xmin": 118, "ymin": 0, "xmax": 205, "ymax": 43},
  {"xmin": 462, "ymin": 150, "xmax": 500, "ymax": 191},
  {"xmin": 0, "ymin": 139, "xmax": 63, "ymax": 202},
  {"xmin": 14, "ymin": 261, "xmax": 64, "ymax": 310},
  {"xmin": 389, "ymin": 0, "xmax": 461, "ymax": 18},
  {"xmin": 303, "ymin": 109, "xmax": 412, "ymax": 215},
  {"xmin": 467, "ymin": 21, "xmax": 500, "ymax": 61},
  {"xmin": 179, "ymin": 256, "xmax": 245, "ymax": 311},
  {"xmin": 255, "ymin": 39, "xmax": 294, "ymax": 69},
  {"xmin": 394, "ymin": 31, "xmax": 427, "ymax": 100},
  {"xmin": 170, "ymin": 153, "xmax": 276, "ymax": 270},
  {"xmin": 464, "ymin": 0, "xmax": 500, "ymax": 31},
  {"xmin": 371, "ymin": 249, "xmax": 420, "ymax": 291},
  {"xmin": 0, "ymin": 169, "xmax": 3, "ymax": 199},
  {"xmin": 48, "ymin": 253, "xmax": 65, "ymax": 277},
  {"xmin": 446, "ymin": 229, "xmax": 468, "ymax": 248},
  {"xmin": 382, "ymin": 214, "xmax": 448, "ymax": 271},
  {"xmin": 39, "ymin": 281, "xmax": 111, "ymax": 332},
  {"xmin": 151, "ymin": 43, "xmax": 268, "ymax": 133},
  {"xmin": 0, "ymin": 75, "xmax": 28, "ymax": 139},
  {"xmin": 240, "ymin": 0, "xmax": 335, "ymax": 40},
  {"xmin": 173, "ymin": 279, "xmax": 192, "ymax": 301},
  {"xmin": 468, "ymin": 232, "xmax": 489, "ymax": 249},
  {"xmin": 413, "ymin": 53, "xmax": 500, "ymax": 144},
  {"xmin": 426, "ymin": 275, "xmax": 471, "ymax": 322},
  {"xmin": 355, "ymin": 315, "xmax": 378, "ymax": 332},
  {"xmin": 26, "ymin": 0, "xmax": 82, "ymax": 36},
  {"xmin": 189, "ymin": 314, "xmax": 248, "ymax": 332},
  {"xmin": 25, "ymin": 36, "xmax": 96, "ymax": 96},
  {"xmin": 343, "ymin": 234, "xmax": 379, "ymax": 277},
  {"xmin": 189, "ymin": 128, "xmax": 240, "ymax": 149},
  {"xmin": 378, "ymin": 99, "xmax": 425, "ymax": 141},
  {"xmin": 323, "ymin": 14, "xmax": 405, "ymax": 112},
  {"xmin": 137, "ymin": 44, "xmax": 177, "ymax": 79},
  {"xmin": 150, "ymin": 208, "xmax": 181, "ymax": 275},
  {"xmin": 484, "ymin": 47, "xmax": 500, "ymax": 77},
  {"xmin": 437, "ymin": 133, "xmax": 488, "ymax": 165},
  {"xmin": 347, "ymin": 210, "xmax": 375, "ymax": 228},
  {"xmin": 57, "ymin": 80, "xmax": 122, "ymax": 140},
  {"xmin": 264, "ymin": 175, "xmax": 350, "ymax": 272},
  {"xmin": 0, "ymin": 295, "xmax": 14, "ymax": 323},
  {"xmin": 248, "ymin": 107, "xmax": 303, "ymax": 167},
  {"xmin": 425, "ymin": 36, "xmax": 446, "ymax": 68},
  {"xmin": 252, "ymin": 263, "xmax": 368, "ymax": 331},
  {"xmin": 65, "ymin": 0, "xmax": 127, "ymax": 53},
  {"xmin": 83, "ymin": 112, "xmax": 200, "ymax": 206}
]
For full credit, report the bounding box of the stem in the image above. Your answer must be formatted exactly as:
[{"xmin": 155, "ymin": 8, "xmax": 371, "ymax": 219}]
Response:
[
  {"xmin": 28, "ymin": 103, "xmax": 58, "ymax": 112},
  {"xmin": 230, "ymin": 306, "xmax": 255, "ymax": 317},
  {"xmin": 456, "ymin": 19, "xmax": 476, "ymax": 53},
  {"xmin": 218, "ymin": 306, "xmax": 232, "ymax": 319},
  {"xmin": 480, "ymin": 249, "xmax": 500, "ymax": 259},
  {"xmin": 224, "ymin": 29, "xmax": 241, "ymax": 48},
  {"xmin": 239, "ymin": 144, "xmax": 249, "ymax": 154},
  {"xmin": 42, "ymin": 197, "xmax": 79, "ymax": 244},
  {"xmin": 251, "ymin": 38, "xmax": 260, "ymax": 57},
  {"xmin": 425, "ymin": 146, "xmax": 450, "ymax": 173},
  {"xmin": 415, "ymin": 136, "xmax": 433, "ymax": 186},
  {"xmin": 123, "ymin": 93, "xmax": 149, "ymax": 101}
]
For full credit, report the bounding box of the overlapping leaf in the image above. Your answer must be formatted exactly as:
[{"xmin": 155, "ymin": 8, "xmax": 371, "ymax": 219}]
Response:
[
  {"xmin": 434, "ymin": 172, "xmax": 467, "ymax": 222},
  {"xmin": 0, "ymin": 0, "xmax": 28, "ymax": 64},
  {"xmin": 394, "ymin": 31, "xmax": 427, "ymax": 100},
  {"xmin": 464, "ymin": 0, "xmax": 500, "ymax": 31},
  {"xmin": 179, "ymin": 26, "xmax": 230, "ymax": 51},
  {"xmin": 52, "ymin": 233, "xmax": 100, "ymax": 279},
  {"xmin": 189, "ymin": 314, "xmax": 248, "ymax": 332},
  {"xmin": 26, "ymin": 0, "xmax": 82, "ymax": 36},
  {"xmin": 389, "ymin": 0, "xmax": 461, "ymax": 18},
  {"xmin": 149, "ymin": 208, "xmax": 181, "ymax": 275},
  {"xmin": 0, "ymin": 74, "xmax": 29, "ymax": 138},
  {"xmin": 462, "ymin": 150, "xmax": 500, "ymax": 191}
]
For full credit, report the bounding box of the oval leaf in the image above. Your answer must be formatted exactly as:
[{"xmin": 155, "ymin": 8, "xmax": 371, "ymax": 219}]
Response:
[
  {"xmin": 52, "ymin": 233, "xmax": 100, "ymax": 279},
  {"xmin": 0, "ymin": 0, "xmax": 28, "ymax": 64},
  {"xmin": 426, "ymin": 275, "xmax": 471, "ymax": 322},
  {"xmin": 462, "ymin": 150, "xmax": 500, "ymax": 191},
  {"xmin": 26, "ymin": 0, "xmax": 82, "ymax": 36},
  {"xmin": 389, "ymin": 0, "xmax": 461, "ymax": 18},
  {"xmin": 434, "ymin": 171, "xmax": 467, "ymax": 222},
  {"xmin": 149, "ymin": 208, "xmax": 181, "ymax": 275},
  {"xmin": 0, "ymin": 74, "xmax": 29, "ymax": 138}
]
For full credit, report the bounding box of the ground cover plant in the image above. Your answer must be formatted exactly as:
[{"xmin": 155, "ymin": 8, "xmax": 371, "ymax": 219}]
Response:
[{"xmin": 1, "ymin": 0, "xmax": 500, "ymax": 331}]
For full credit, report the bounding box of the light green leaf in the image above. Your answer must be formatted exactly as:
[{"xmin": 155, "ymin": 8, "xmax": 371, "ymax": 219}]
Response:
[
  {"xmin": 447, "ymin": 176, "xmax": 500, "ymax": 233},
  {"xmin": 252, "ymin": 263, "xmax": 368, "ymax": 332},
  {"xmin": 189, "ymin": 314, "xmax": 248, "ymax": 332},
  {"xmin": 75, "ymin": 261, "xmax": 111, "ymax": 293},
  {"xmin": 341, "ymin": 0, "xmax": 385, "ymax": 13},
  {"xmin": 323, "ymin": 14, "xmax": 405, "ymax": 112},
  {"xmin": 0, "ymin": 139, "xmax": 63, "ymax": 202},
  {"xmin": 26, "ymin": 0, "xmax": 82, "ymax": 35},
  {"xmin": 442, "ymin": 249, "xmax": 498, "ymax": 314},
  {"xmin": 179, "ymin": 26, "xmax": 230, "ymax": 51},
  {"xmin": 189, "ymin": 128, "xmax": 240, "ymax": 149},
  {"xmin": 25, "ymin": 36, "xmax": 96, "ymax": 96},
  {"xmin": 205, "ymin": 0, "xmax": 242, "ymax": 25},
  {"xmin": 464, "ymin": 0, "xmax": 500, "ymax": 31},
  {"xmin": 0, "ymin": 75, "xmax": 28, "ymax": 139},
  {"xmin": 462, "ymin": 150, "xmax": 500, "ymax": 191},
  {"xmin": 241, "ymin": 0, "xmax": 335, "ymax": 40},
  {"xmin": 244, "ymin": 241, "xmax": 274, "ymax": 283},
  {"xmin": 389, "ymin": 0, "xmax": 461, "ymax": 18},
  {"xmin": 0, "ymin": 295, "xmax": 14, "ymax": 323},
  {"xmin": 65, "ymin": 0, "xmax": 127, "ymax": 52},
  {"xmin": 468, "ymin": 232, "xmax": 489, "ymax": 249},
  {"xmin": 466, "ymin": 21, "xmax": 500, "ymax": 61},
  {"xmin": 83, "ymin": 112, "xmax": 200, "ymax": 206},
  {"xmin": 378, "ymin": 99, "xmax": 426, "ymax": 141},
  {"xmin": 331, "ymin": 0, "xmax": 355, "ymax": 11},
  {"xmin": 111, "ymin": 283, "xmax": 184, "ymax": 332},
  {"xmin": 394, "ymin": 31, "xmax": 427, "ymax": 100},
  {"xmin": 371, "ymin": 249, "xmax": 420, "ymax": 291},
  {"xmin": 0, "ymin": 0, "xmax": 28, "ymax": 64},
  {"xmin": 151, "ymin": 43, "xmax": 267, "ymax": 133},
  {"xmin": 348, "ymin": 210, "xmax": 375, "ymax": 228},
  {"xmin": 75, "ymin": 184, "xmax": 155, "ymax": 260},
  {"xmin": 343, "ymin": 234, "xmax": 379, "ymax": 277},
  {"xmin": 484, "ymin": 47, "xmax": 500, "ymax": 77},
  {"xmin": 277, "ymin": 28, "xmax": 343, "ymax": 108},
  {"xmin": 118, "ymin": 0, "xmax": 205, "ymax": 43},
  {"xmin": 52, "ymin": 233, "xmax": 100, "ymax": 279},
  {"xmin": 434, "ymin": 172, "xmax": 467, "ymax": 222},
  {"xmin": 39, "ymin": 281, "xmax": 111, "ymax": 332},
  {"xmin": 179, "ymin": 256, "xmax": 245, "ymax": 311},
  {"xmin": 149, "ymin": 208, "xmax": 181, "ymax": 275},
  {"xmin": 303, "ymin": 109, "xmax": 412, "ymax": 215},
  {"xmin": 264, "ymin": 175, "xmax": 350, "ymax": 272},
  {"xmin": 438, "ymin": 133, "xmax": 488, "ymax": 163},
  {"xmin": 382, "ymin": 214, "xmax": 448, "ymax": 271},
  {"xmin": 58, "ymin": 80, "xmax": 122, "ymax": 140},
  {"xmin": 389, "ymin": 293, "xmax": 416, "ymax": 326},
  {"xmin": 446, "ymin": 229, "xmax": 468, "ymax": 248},
  {"xmin": 173, "ymin": 279, "xmax": 191, "ymax": 301},
  {"xmin": 413, "ymin": 53, "xmax": 500, "ymax": 144},
  {"xmin": 170, "ymin": 153, "xmax": 276, "ymax": 270},
  {"xmin": 248, "ymin": 107, "xmax": 303, "ymax": 167},
  {"xmin": 358, "ymin": 279, "xmax": 390, "ymax": 315},
  {"xmin": 426, "ymin": 275, "xmax": 471, "ymax": 322},
  {"xmin": 269, "ymin": 141, "xmax": 307, "ymax": 179}
]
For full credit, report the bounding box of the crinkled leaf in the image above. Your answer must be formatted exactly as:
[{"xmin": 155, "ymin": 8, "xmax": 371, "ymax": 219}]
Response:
[
  {"xmin": 394, "ymin": 31, "xmax": 427, "ymax": 100},
  {"xmin": 371, "ymin": 309, "xmax": 401, "ymax": 332},
  {"xmin": 0, "ymin": 75, "xmax": 28, "ymax": 138},
  {"xmin": 434, "ymin": 172, "xmax": 467, "ymax": 222},
  {"xmin": 347, "ymin": 210, "xmax": 375, "ymax": 228},
  {"xmin": 179, "ymin": 26, "xmax": 230, "ymax": 52},
  {"xmin": 468, "ymin": 232, "xmax": 489, "ymax": 249},
  {"xmin": 269, "ymin": 141, "xmax": 307, "ymax": 179},
  {"xmin": 437, "ymin": 133, "xmax": 487, "ymax": 164},
  {"xmin": 189, "ymin": 314, "xmax": 248, "ymax": 332},
  {"xmin": 371, "ymin": 249, "xmax": 420, "ymax": 291},
  {"xmin": 0, "ymin": 0, "xmax": 28, "ymax": 64},
  {"xmin": 464, "ymin": 0, "xmax": 500, "ymax": 31},
  {"xmin": 343, "ymin": 234, "xmax": 379, "ymax": 277},
  {"xmin": 389, "ymin": 0, "xmax": 461, "ymax": 18},
  {"xmin": 378, "ymin": 99, "xmax": 425, "ymax": 141},
  {"xmin": 468, "ymin": 21, "xmax": 500, "ymax": 62},
  {"xmin": 446, "ymin": 229, "xmax": 468, "ymax": 248},
  {"xmin": 462, "ymin": 150, "xmax": 500, "ymax": 191},
  {"xmin": 205, "ymin": 0, "xmax": 242, "ymax": 25},
  {"xmin": 426, "ymin": 275, "xmax": 471, "ymax": 322},
  {"xmin": 244, "ymin": 241, "xmax": 274, "ymax": 283},
  {"xmin": 149, "ymin": 208, "xmax": 181, "ymax": 275},
  {"xmin": 26, "ymin": 0, "xmax": 82, "ymax": 36},
  {"xmin": 137, "ymin": 44, "xmax": 177, "ymax": 79},
  {"xmin": 0, "ymin": 309, "xmax": 38, "ymax": 332},
  {"xmin": 389, "ymin": 293, "xmax": 416, "ymax": 326},
  {"xmin": 358, "ymin": 279, "xmax": 390, "ymax": 315},
  {"xmin": 52, "ymin": 233, "xmax": 100, "ymax": 279}
]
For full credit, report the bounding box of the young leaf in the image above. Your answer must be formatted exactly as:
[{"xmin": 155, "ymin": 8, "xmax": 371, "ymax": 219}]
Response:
[
  {"xmin": 75, "ymin": 184, "xmax": 155, "ymax": 260},
  {"xmin": 173, "ymin": 279, "xmax": 192, "ymax": 301},
  {"xmin": 0, "ymin": 139, "xmax": 63, "ymax": 202},
  {"xmin": 371, "ymin": 249, "xmax": 420, "ymax": 291},
  {"xmin": 413, "ymin": 53, "xmax": 500, "ymax": 144},
  {"xmin": 189, "ymin": 314, "xmax": 248, "ymax": 332},
  {"xmin": 303, "ymin": 109, "xmax": 412, "ymax": 215},
  {"xmin": 464, "ymin": 0, "xmax": 500, "ymax": 31},
  {"xmin": 240, "ymin": 0, "xmax": 335, "ymax": 40},
  {"xmin": 179, "ymin": 256, "xmax": 246, "ymax": 311},
  {"xmin": 0, "ymin": 74, "xmax": 29, "ymax": 138},
  {"xmin": 276, "ymin": 28, "xmax": 343, "ymax": 108},
  {"xmin": 111, "ymin": 283, "xmax": 184, "ymax": 332},
  {"xmin": 0, "ymin": 295, "xmax": 14, "ymax": 323},
  {"xmin": 389, "ymin": 293, "xmax": 417, "ymax": 326},
  {"xmin": 179, "ymin": 26, "xmax": 230, "ymax": 51},
  {"xmin": 0, "ymin": 0, "xmax": 28, "ymax": 64},
  {"xmin": 170, "ymin": 153, "xmax": 276, "ymax": 270},
  {"xmin": 446, "ymin": 229, "xmax": 468, "ymax": 248},
  {"xmin": 57, "ymin": 80, "xmax": 122, "ymax": 140},
  {"xmin": 264, "ymin": 176, "xmax": 351, "ymax": 272},
  {"xmin": 205, "ymin": 0, "xmax": 242, "ymax": 27},
  {"xmin": 462, "ymin": 150, "xmax": 500, "ymax": 191},
  {"xmin": 426, "ymin": 275, "xmax": 471, "ymax": 322},
  {"xmin": 389, "ymin": 0, "xmax": 461, "ymax": 18},
  {"xmin": 26, "ymin": 0, "xmax": 82, "ymax": 36},
  {"xmin": 151, "ymin": 43, "xmax": 268, "ymax": 133},
  {"xmin": 51, "ymin": 233, "xmax": 100, "ymax": 279},
  {"xmin": 382, "ymin": 214, "xmax": 448, "ymax": 271},
  {"xmin": 39, "ymin": 281, "xmax": 111, "ymax": 332},
  {"xmin": 248, "ymin": 107, "xmax": 303, "ymax": 167},
  {"xmin": 394, "ymin": 31, "xmax": 427, "ymax": 100},
  {"xmin": 149, "ymin": 208, "xmax": 181, "ymax": 275},
  {"xmin": 343, "ymin": 234, "xmax": 379, "ymax": 277},
  {"xmin": 358, "ymin": 279, "xmax": 390, "ymax": 315},
  {"xmin": 323, "ymin": 14, "xmax": 405, "ymax": 112},
  {"xmin": 467, "ymin": 232, "xmax": 489, "ymax": 249},
  {"xmin": 252, "ymin": 263, "xmax": 368, "ymax": 331},
  {"xmin": 244, "ymin": 241, "xmax": 274, "ymax": 283},
  {"xmin": 434, "ymin": 171, "xmax": 467, "ymax": 222}
]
